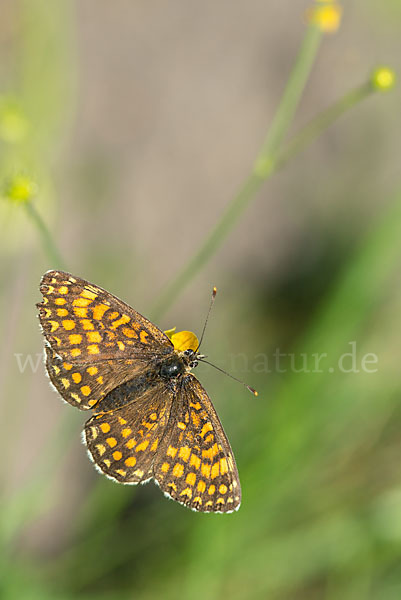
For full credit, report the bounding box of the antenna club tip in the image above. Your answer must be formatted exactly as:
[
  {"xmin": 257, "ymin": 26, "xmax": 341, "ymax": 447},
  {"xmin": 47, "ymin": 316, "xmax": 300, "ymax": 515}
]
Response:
[
  {"xmin": 212, "ymin": 286, "xmax": 217, "ymax": 296},
  {"xmin": 248, "ymin": 386, "xmax": 258, "ymax": 396}
]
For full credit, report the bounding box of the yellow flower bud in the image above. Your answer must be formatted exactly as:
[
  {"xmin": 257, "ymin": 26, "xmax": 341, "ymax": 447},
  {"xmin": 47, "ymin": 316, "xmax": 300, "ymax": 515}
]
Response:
[
  {"xmin": 308, "ymin": 2, "xmax": 342, "ymax": 33},
  {"xmin": 0, "ymin": 97, "xmax": 29, "ymax": 143},
  {"xmin": 371, "ymin": 67, "xmax": 396, "ymax": 92},
  {"xmin": 4, "ymin": 174, "xmax": 37, "ymax": 203}
]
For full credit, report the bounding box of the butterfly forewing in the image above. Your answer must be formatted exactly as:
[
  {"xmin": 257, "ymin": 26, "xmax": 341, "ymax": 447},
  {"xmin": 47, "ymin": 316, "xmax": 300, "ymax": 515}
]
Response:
[
  {"xmin": 153, "ymin": 375, "xmax": 241, "ymax": 513},
  {"xmin": 37, "ymin": 270, "xmax": 173, "ymax": 410}
]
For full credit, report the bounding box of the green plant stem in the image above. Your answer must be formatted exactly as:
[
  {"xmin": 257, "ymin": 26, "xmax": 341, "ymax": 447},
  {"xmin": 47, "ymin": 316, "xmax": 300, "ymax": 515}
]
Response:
[
  {"xmin": 258, "ymin": 26, "xmax": 322, "ymax": 161},
  {"xmin": 150, "ymin": 26, "xmax": 323, "ymax": 321},
  {"xmin": 150, "ymin": 172, "xmax": 261, "ymax": 322},
  {"xmin": 24, "ymin": 200, "xmax": 66, "ymax": 268},
  {"xmin": 275, "ymin": 81, "xmax": 374, "ymax": 171}
]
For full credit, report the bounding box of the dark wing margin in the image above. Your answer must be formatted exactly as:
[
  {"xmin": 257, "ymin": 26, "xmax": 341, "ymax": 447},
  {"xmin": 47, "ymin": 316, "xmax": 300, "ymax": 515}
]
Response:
[{"xmin": 153, "ymin": 374, "xmax": 241, "ymax": 513}]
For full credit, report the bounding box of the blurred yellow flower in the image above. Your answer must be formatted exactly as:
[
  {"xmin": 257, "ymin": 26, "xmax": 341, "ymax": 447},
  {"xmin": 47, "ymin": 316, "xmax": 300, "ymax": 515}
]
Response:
[
  {"xmin": 0, "ymin": 97, "xmax": 29, "ymax": 143},
  {"xmin": 4, "ymin": 174, "xmax": 37, "ymax": 203},
  {"xmin": 308, "ymin": 1, "xmax": 342, "ymax": 33},
  {"xmin": 371, "ymin": 67, "xmax": 396, "ymax": 92}
]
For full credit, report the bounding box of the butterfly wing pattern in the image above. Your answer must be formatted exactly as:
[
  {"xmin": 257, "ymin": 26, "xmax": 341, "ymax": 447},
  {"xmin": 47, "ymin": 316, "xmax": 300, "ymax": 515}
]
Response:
[
  {"xmin": 37, "ymin": 270, "xmax": 173, "ymax": 410},
  {"xmin": 37, "ymin": 270, "xmax": 241, "ymax": 513},
  {"xmin": 154, "ymin": 375, "xmax": 241, "ymax": 512}
]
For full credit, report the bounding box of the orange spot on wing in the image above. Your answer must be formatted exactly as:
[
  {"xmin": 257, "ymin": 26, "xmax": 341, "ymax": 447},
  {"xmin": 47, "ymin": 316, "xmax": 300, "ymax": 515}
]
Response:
[
  {"xmin": 186, "ymin": 472, "xmax": 196, "ymax": 486},
  {"xmin": 80, "ymin": 319, "xmax": 94, "ymax": 330},
  {"xmin": 122, "ymin": 326, "xmax": 138, "ymax": 338},
  {"xmin": 172, "ymin": 463, "xmax": 184, "ymax": 477},
  {"xmin": 73, "ymin": 297, "xmax": 91, "ymax": 308},
  {"xmin": 211, "ymin": 462, "xmax": 220, "ymax": 479},
  {"xmin": 191, "ymin": 412, "xmax": 201, "ymax": 428},
  {"xmin": 136, "ymin": 440, "xmax": 149, "ymax": 452},
  {"xmin": 110, "ymin": 315, "xmax": 130, "ymax": 329},
  {"xmin": 140, "ymin": 330, "xmax": 149, "ymax": 344},
  {"xmin": 178, "ymin": 446, "xmax": 191, "ymax": 462},
  {"xmin": 190, "ymin": 454, "xmax": 201, "ymax": 470},
  {"xmin": 220, "ymin": 457, "xmax": 228, "ymax": 475},
  {"xmin": 197, "ymin": 480, "xmax": 206, "ymax": 493},
  {"xmin": 167, "ymin": 446, "xmax": 178, "ymax": 458},
  {"xmin": 201, "ymin": 464, "xmax": 211, "ymax": 478},
  {"xmin": 125, "ymin": 456, "xmax": 136, "ymax": 467},
  {"xmin": 87, "ymin": 331, "xmax": 102, "ymax": 343},
  {"xmin": 81, "ymin": 289, "xmax": 97, "ymax": 300},
  {"xmin": 200, "ymin": 422, "xmax": 213, "ymax": 438},
  {"xmin": 92, "ymin": 303, "xmax": 109, "ymax": 320}
]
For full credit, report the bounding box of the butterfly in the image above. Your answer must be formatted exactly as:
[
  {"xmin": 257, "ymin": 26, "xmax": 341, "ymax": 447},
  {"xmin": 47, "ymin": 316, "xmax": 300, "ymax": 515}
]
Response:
[{"xmin": 37, "ymin": 270, "xmax": 241, "ymax": 513}]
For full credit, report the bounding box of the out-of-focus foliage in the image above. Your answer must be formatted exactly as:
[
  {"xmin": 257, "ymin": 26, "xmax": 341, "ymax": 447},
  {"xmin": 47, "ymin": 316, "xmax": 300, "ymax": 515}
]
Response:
[{"xmin": 1, "ymin": 1, "xmax": 401, "ymax": 599}]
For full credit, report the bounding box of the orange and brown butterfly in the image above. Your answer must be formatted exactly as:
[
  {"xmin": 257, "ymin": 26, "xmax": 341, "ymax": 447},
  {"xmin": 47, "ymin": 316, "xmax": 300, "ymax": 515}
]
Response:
[{"xmin": 36, "ymin": 270, "xmax": 241, "ymax": 513}]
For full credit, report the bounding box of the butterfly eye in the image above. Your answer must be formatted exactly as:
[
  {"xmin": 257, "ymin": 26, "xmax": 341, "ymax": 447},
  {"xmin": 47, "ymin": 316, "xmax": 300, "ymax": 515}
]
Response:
[{"xmin": 184, "ymin": 349, "xmax": 194, "ymax": 357}]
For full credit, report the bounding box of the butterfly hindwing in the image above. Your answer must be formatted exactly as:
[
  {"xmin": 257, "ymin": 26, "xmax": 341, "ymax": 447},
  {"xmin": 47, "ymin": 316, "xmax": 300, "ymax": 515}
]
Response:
[
  {"xmin": 44, "ymin": 345, "xmax": 152, "ymax": 410},
  {"xmin": 153, "ymin": 374, "xmax": 241, "ymax": 513},
  {"xmin": 84, "ymin": 382, "xmax": 174, "ymax": 483}
]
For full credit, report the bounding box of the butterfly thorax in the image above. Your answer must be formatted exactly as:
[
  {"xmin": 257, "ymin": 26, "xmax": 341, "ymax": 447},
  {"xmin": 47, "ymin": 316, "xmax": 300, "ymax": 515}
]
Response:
[
  {"xmin": 94, "ymin": 351, "xmax": 200, "ymax": 413},
  {"xmin": 159, "ymin": 348, "xmax": 203, "ymax": 378}
]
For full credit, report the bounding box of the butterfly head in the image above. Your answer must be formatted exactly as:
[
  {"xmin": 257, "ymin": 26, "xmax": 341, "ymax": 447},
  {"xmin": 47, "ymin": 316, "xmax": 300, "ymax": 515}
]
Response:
[{"xmin": 181, "ymin": 348, "xmax": 205, "ymax": 370}]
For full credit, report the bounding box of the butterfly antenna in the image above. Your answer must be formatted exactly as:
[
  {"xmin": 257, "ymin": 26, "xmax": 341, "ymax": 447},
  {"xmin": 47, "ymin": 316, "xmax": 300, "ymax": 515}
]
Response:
[
  {"xmin": 199, "ymin": 359, "xmax": 258, "ymax": 396},
  {"xmin": 196, "ymin": 286, "xmax": 217, "ymax": 352}
]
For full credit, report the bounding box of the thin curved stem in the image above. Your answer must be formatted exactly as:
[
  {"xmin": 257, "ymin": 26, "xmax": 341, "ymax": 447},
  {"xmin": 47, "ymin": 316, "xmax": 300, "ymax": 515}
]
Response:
[
  {"xmin": 150, "ymin": 26, "xmax": 323, "ymax": 321},
  {"xmin": 24, "ymin": 200, "xmax": 66, "ymax": 269}
]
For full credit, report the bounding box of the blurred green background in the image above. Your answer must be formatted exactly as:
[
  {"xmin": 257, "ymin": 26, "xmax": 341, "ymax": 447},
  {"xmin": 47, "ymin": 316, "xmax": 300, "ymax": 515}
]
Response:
[{"xmin": 1, "ymin": 1, "xmax": 401, "ymax": 599}]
